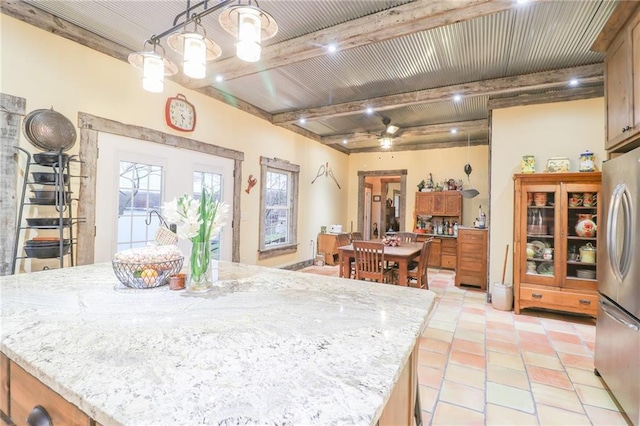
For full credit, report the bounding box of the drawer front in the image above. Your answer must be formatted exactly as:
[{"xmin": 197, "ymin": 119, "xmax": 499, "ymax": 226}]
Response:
[
  {"xmin": 441, "ymin": 240, "xmax": 457, "ymax": 255},
  {"xmin": 10, "ymin": 361, "xmax": 90, "ymax": 426},
  {"xmin": 520, "ymin": 287, "xmax": 597, "ymax": 314},
  {"xmin": 458, "ymin": 231, "xmax": 485, "ymax": 243},
  {"xmin": 441, "ymin": 255, "xmax": 456, "ymax": 269}
]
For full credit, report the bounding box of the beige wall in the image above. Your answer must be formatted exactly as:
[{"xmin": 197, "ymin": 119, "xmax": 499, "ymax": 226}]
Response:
[
  {"xmin": 489, "ymin": 98, "xmax": 605, "ymax": 293},
  {"xmin": 1, "ymin": 15, "xmax": 348, "ymax": 268},
  {"xmin": 347, "ymin": 146, "xmax": 490, "ymax": 231}
]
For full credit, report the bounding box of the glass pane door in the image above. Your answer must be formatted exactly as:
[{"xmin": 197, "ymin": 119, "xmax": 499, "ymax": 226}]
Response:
[
  {"xmin": 524, "ymin": 189, "xmax": 556, "ymax": 281},
  {"xmin": 564, "ymin": 185, "xmax": 599, "ymax": 286}
]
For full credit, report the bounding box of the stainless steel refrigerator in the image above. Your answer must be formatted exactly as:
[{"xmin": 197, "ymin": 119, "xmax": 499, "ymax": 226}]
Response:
[{"xmin": 596, "ymin": 145, "xmax": 640, "ymax": 426}]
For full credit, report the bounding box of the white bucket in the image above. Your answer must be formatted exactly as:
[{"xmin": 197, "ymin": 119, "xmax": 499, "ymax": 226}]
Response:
[{"xmin": 492, "ymin": 283, "xmax": 513, "ymax": 311}]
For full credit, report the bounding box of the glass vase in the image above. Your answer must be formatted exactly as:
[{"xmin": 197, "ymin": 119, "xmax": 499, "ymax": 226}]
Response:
[{"xmin": 188, "ymin": 242, "xmax": 217, "ymax": 292}]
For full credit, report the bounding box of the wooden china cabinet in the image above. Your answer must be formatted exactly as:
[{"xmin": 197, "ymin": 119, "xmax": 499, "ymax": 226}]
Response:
[{"xmin": 513, "ymin": 172, "xmax": 601, "ymax": 317}]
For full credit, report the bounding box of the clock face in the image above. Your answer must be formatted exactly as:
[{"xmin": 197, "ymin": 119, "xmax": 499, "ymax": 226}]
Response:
[{"xmin": 165, "ymin": 95, "xmax": 196, "ymax": 132}]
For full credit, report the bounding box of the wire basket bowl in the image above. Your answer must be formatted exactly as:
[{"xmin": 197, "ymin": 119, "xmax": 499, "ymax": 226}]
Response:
[{"xmin": 112, "ymin": 257, "xmax": 184, "ymax": 289}]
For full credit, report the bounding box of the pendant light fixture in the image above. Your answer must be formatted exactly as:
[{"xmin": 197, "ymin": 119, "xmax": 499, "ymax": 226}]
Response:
[
  {"xmin": 129, "ymin": 0, "xmax": 278, "ymax": 91},
  {"xmin": 379, "ymin": 132, "xmax": 393, "ymax": 149},
  {"xmin": 128, "ymin": 40, "xmax": 178, "ymax": 93},
  {"xmin": 461, "ymin": 133, "xmax": 480, "ymax": 199},
  {"xmin": 167, "ymin": 18, "xmax": 222, "ymax": 79},
  {"xmin": 219, "ymin": 1, "xmax": 279, "ymax": 63}
]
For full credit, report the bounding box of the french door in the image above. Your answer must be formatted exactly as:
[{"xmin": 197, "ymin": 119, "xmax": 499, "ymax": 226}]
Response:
[{"xmin": 94, "ymin": 133, "xmax": 233, "ymax": 263}]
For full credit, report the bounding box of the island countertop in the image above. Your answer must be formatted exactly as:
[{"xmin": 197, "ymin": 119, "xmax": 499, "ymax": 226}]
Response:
[{"xmin": 1, "ymin": 262, "xmax": 435, "ymax": 425}]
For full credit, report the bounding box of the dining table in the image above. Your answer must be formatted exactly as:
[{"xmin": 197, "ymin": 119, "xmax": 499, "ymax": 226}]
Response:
[{"xmin": 338, "ymin": 241, "xmax": 423, "ymax": 286}]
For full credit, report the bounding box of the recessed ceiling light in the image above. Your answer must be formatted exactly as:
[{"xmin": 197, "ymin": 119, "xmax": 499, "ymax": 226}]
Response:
[
  {"xmin": 451, "ymin": 128, "xmax": 458, "ymax": 134},
  {"xmin": 327, "ymin": 44, "xmax": 337, "ymax": 53},
  {"xmin": 215, "ymin": 75, "xmax": 224, "ymax": 82},
  {"xmin": 299, "ymin": 118, "xmax": 306, "ymax": 124},
  {"xmin": 342, "ymin": 139, "xmax": 347, "ymax": 144},
  {"xmin": 453, "ymin": 94, "xmax": 462, "ymax": 102},
  {"xmin": 569, "ymin": 79, "xmax": 579, "ymax": 86},
  {"xmin": 517, "ymin": 0, "xmax": 529, "ymax": 4},
  {"xmin": 366, "ymin": 107, "xmax": 374, "ymax": 115}
]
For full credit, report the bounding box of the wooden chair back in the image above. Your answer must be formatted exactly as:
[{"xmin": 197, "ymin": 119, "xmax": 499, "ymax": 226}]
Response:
[
  {"xmin": 415, "ymin": 238, "xmax": 433, "ymax": 289},
  {"xmin": 335, "ymin": 233, "xmax": 351, "ymax": 248},
  {"xmin": 350, "ymin": 232, "xmax": 364, "ymax": 242},
  {"xmin": 395, "ymin": 232, "xmax": 418, "ymax": 243},
  {"xmin": 353, "ymin": 241, "xmax": 390, "ymax": 283}
]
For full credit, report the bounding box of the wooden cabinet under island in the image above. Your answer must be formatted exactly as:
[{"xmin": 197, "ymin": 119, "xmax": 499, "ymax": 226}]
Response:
[
  {"xmin": 0, "ymin": 262, "xmax": 435, "ymax": 425},
  {"xmin": 513, "ymin": 172, "xmax": 601, "ymax": 317},
  {"xmin": 455, "ymin": 227, "xmax": 488, "ymax": 291}
]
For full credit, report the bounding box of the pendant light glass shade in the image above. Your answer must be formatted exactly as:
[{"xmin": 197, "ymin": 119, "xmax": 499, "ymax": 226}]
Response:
[
  {"xmin": 167, "ymin": 21, "xmax": 221, "ymax": 79},
  {"xmin": 236, "ymin": 9, "xmax": 262, "ymax": 62},
  {"xmin": 380, "ymin": 134, "xmax": 393, "ymax": 149},
  {"xmin": 142, "ymin": 52, "xmax": 165, "ymax": 92},
  {"xmin": 220, "ymin": 3, "xmax": 278, "ymax": 63},
  {"xmin": 182, "ymin": 33, "xmax": 207, "ymax": 78},
  {"xmin": 128, "ymin": 40, "xmax": 178, "ymax": 93}
]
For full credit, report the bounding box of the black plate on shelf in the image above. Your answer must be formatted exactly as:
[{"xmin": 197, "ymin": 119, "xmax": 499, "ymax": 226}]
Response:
[
  {"xmin": 32, "ymin": 172, "xmax": 70, "ymax": 185},
  {"xmin": 24, "ymin": 243, "xmax": 71, "ymax": 259},
  {"xmin": 32, "ymin": 152, "xmax": 69, "ymax": 166},
  {"xmin": 25, "ymin": 218, "xmax": 72, "ymax": 227}
]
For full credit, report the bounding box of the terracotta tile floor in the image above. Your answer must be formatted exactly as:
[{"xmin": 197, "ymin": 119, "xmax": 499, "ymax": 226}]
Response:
[{"xmin": 300, "ymin": 265, "xmax": 630, "ymax": 425}]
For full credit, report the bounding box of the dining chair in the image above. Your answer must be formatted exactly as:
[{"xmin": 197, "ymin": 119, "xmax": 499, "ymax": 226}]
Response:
[
  {"xmin": 395, "ymin": 232, "xmax": 418, "ymax": 243},
  {"xmin": 407, "ymin": 238, "xmax": 433, "ymax": 289},
  {"xmin": 350, "ymin": 232, "xmax": 364, "ymax": 242},
  {"xmin": 353, "ymin": 241, "xmax": 394, "ymax": 283},
  {"xmin": 334, "ymin": 233, "xmax": 351, "ymax": 267}
]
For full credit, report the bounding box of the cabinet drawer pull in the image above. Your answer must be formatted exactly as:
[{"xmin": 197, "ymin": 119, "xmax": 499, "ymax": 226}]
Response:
[
  {"xmin": 27, "ymin": 405, "xmax": 53, "ymax": 426},
  {"xmin": 532, "ymin": 293, "xmax": 543, "ymax": 299},
  {"xmin": 579, "ymin": 299, "xmax": 591, "ymax": 305}
]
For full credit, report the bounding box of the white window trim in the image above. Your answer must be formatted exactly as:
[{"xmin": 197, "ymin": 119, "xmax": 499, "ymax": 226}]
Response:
[{"xmin": 258, "ymin": 156, "xmax": 299, "ymax": 260}]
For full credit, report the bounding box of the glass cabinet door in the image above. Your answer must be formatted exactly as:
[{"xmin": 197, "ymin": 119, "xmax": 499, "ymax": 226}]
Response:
[
  {"xmin": 563, "ymin": 183, "xmax": 600, "ymax": 289},
  {"xmin": 523, "ymin": 186, "xmax": 559, "ymax": 285}
]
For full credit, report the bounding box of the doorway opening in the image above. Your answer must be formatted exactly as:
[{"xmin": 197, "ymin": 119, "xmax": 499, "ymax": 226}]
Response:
[{"xmin": 357, "ymin": 170, "xmax": 407, "ymax": 238}]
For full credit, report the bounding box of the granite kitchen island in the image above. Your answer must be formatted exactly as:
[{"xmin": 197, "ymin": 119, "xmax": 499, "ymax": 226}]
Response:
[{"xmin": 0, "ymin": 262, "xmax": 435, "ymax": 425}]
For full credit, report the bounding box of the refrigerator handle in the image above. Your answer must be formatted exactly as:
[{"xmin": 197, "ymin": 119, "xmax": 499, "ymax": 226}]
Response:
[
  {"xmin": 619, "ymin": 186, "xmax": 634, "ymax": 280},
  {"xmin": 606, "ymin": 184, "xmax": 624, "ymax": 283},
  {"xmin": 600, "ymin": 300, "xmax": 640, "ymax": 332}
]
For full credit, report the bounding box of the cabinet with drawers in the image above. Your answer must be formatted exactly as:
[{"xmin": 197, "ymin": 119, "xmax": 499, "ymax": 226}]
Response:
[
  {"xmin": 455, "ymin": 227, "xmax": 488, "ymax": 291},
  {"xmin": 0, "ymin": 352, "xmax": 93, "ymax": 426}
]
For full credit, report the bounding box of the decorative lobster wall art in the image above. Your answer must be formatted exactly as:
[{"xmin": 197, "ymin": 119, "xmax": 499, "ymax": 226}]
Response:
[{"xmin": 245, "ymin": 174, "xmax": 257, "ymax": 194}]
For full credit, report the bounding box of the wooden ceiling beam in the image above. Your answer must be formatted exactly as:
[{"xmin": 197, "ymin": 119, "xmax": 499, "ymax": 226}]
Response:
[
  {"xmin": 321, "ymin": 119, "xmax": 488, "ymax": 145},
  {"xmin": 272, "ymin": 64, "xmax": 604, "ymax": 125},
  {"xmin": 186, "ymin": 0, "xmax": 550, "ymax": 88},
  {"xmin": 488, "ymin": 85, "xmax": 604, "ymax": 110},
  {"xmin": 348, "ymin": 139, "xmax": 488, "ymax": 154}
]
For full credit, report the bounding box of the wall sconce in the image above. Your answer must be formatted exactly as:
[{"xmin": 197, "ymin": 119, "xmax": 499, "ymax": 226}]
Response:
[
  {"xmin": 129, "ymin": 0, "xmax": 278, "ymax": 92},
  {"xmin": 219, "ymin": 2, "xmax": 278, "ymax": 63},
  {"xmin": 128, "ymin": 40, "xmax": 178, "ymax": 93}
]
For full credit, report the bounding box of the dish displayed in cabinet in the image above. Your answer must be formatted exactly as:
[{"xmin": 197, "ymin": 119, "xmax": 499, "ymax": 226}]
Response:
[{"xmin": 536, "ymin": 261, "xmax": 554, "ymax": 275}]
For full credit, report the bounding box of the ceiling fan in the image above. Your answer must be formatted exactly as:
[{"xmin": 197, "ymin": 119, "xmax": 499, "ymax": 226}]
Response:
[{"xmin": 378, "ymin": 116, "xmax": 400, "ymax": 149}]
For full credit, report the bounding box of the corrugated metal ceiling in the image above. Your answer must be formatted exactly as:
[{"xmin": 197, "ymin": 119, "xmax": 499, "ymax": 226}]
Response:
[{"xmin": 18, "ymin": 0, "xmax": 617, "ymax": 152}]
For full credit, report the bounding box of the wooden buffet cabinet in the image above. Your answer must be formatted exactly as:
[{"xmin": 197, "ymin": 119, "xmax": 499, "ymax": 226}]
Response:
[
  {"xmin": 414, "ymin": 191, "xmax": 461, "ymax": 270},
  {"xmin": 513, "ymin": 173, "xmax": 601, "ymax": 317},
  {"xmin": 317, "ymin": 233, "xmax": 348, "ymax": 266}
]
